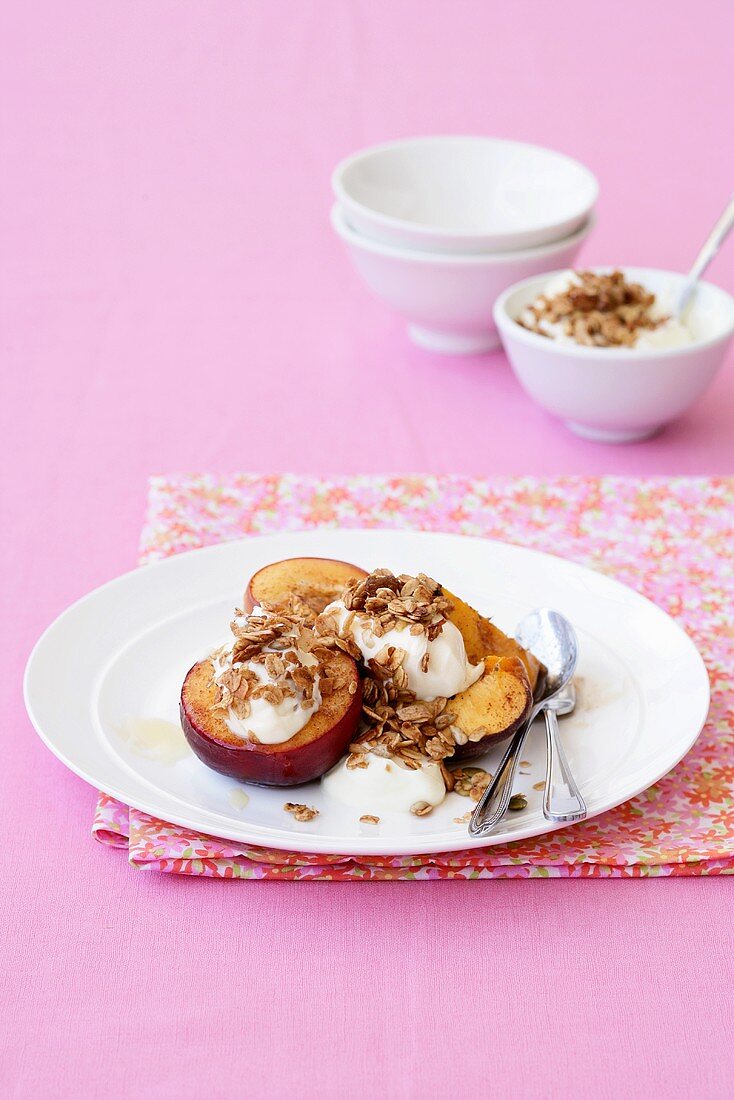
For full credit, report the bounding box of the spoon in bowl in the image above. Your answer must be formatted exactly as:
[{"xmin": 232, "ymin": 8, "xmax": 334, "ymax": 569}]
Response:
[
  {"xmin": 468, "ymin": 608, "xmax": 585, "ymax": 837},
  {"xmin": 677, "ymin": 192, "xmax": 734, "ymax": 319}
]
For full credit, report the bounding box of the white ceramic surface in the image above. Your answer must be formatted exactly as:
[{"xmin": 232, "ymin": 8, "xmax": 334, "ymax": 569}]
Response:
[
  {"xmin": 25, "ymin": 529, "xmax": 709, "ymax": 857},
  {"xmin": 331, "ymin": 204, "xmax": 593, "ymax": 354},
  {"xmin": 495, "ymin": 268, "xmax": 734, "ymax": 442},
  {"xmin": 332, "ymin": 136, "xmax": 598, "ymax": 254}
]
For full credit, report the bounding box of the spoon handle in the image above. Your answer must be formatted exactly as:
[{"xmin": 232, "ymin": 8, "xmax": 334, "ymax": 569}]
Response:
[
  {"xmin": 542, "ymin": 708, "xmax": 587, "ymax": 823},
  {"xmin": 679, "ymin": 193, "xmax": 734, "ymax": 314},
  {"xmin": 468, "ymin": 708, "xmax": 536, "ymax": 836}
]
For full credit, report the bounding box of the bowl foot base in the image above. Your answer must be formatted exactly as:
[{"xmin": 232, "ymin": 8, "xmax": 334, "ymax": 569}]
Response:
[
  {"xmin": 407, "ymin": 324, "xmax": 500, "ymax": 355},
  {"xmin": 565, "ymin": 420, "xmax": 664, "ymax": 444}
]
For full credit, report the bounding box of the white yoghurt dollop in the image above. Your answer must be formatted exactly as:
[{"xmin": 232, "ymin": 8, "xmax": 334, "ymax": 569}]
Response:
[
  {"xmin": 322, "ymin": 752, "xmax": 446, "ymax": 813},
  {"xmin": 324, "ymin": 600, "xmax": 482, "ymax": 702},
  {"xmin": 634, "ymin": 315, "xmax": 693, "ymax": 349},
  {"xmin": 211, "ymin": 609, "xmax": 321, "ymax": 745}
]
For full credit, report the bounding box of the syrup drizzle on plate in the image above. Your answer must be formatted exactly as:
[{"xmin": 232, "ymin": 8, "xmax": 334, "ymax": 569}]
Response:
[{"xmin": 119, "ymin": 718, "xmax": 190, "ymax": 765}]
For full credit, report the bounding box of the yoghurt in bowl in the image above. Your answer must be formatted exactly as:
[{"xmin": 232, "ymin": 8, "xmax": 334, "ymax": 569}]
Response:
[
  {"xmin": 519, "ymin": 269, "xmax": 695, "ymax": 350},
  {"xmin": 495, "ymin": 267, "xmax": 734, "ymax": 442}
]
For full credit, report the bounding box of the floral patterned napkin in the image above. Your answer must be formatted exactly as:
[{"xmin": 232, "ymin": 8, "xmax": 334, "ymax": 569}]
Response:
[{"xmin": 93, "ymin": 475, "xmax": 734, "ymax": 879}]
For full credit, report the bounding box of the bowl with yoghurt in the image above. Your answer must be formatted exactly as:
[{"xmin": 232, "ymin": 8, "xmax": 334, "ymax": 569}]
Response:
[{"xmin": 494, "ymin": 267, "xmax": 734, "ymax": 442}]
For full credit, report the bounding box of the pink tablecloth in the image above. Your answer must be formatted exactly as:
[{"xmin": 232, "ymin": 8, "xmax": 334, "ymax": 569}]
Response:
[{"xmin": 5, "ymin": 3, "xmax": 734, "ymax": 1097}]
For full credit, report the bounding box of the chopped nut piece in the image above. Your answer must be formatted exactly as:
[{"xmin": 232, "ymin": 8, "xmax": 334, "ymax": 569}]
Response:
[
  {"xmin": 439, "ymin": 761, "xmax": 455, "ymax": 792},
  {"xmin": 410, "ymin": 801, "xmax": 433, "ymax": 817},
  {"xmin": 251, "ymin": 682, "xmax": 288, "ymax": 707},
  {"xmin": 264, "ymin": 653, "xmax": 285, "ymax": 680},
  {"xmin": 359, "ymin": 814, "xmax": 380, "ymax": 825},
  {"xmin": 453, "ymin": 811, "xmax": 472, "ymax": 824},
  {"xmin": 284, "ymin": 802, "xmax": 319, "ymax": 822},
  {"xmin": 450, "ymin": 725, "xmax": 468, "ymax": 747},
  {"xmin": 533, "ymin": 781, "xmax": 545, "ymax": 791}
]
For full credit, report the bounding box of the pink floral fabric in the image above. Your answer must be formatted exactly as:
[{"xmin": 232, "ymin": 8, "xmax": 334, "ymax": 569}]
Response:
[{"xmin": 93, "ymin": 475, "xmax": 734, "ymax": 879}]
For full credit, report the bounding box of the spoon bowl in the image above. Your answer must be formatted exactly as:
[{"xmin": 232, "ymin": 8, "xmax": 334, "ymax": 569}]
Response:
[{"xmin": 515, "ymin": 608, "xmax": 578, "ymax": 699}]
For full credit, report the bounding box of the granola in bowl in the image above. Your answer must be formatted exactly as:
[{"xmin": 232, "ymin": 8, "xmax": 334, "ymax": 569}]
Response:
[{"xmin": 519, "ymin": 269, "xmax": 693, "ymax": 350}]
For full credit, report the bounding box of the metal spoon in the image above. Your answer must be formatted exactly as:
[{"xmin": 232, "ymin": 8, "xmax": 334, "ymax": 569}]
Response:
[
  {"xmin": 542, "ymin": 683, "xmax": 586, "ymax": 822},
  {"xmin": 518, "ymin": 611, "xmax": 585, "ymax": 823},
  {"xmin": 677, "ymin": 193, "xmax": 734, "ymax": 318},
  {"xmin": 469, "ymin": 608, "xmax": 582, "ymax": 837}
]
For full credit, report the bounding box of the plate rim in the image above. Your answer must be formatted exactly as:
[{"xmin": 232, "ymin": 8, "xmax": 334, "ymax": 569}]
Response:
[{"xmin": 23, "ymin": 528, "xmax": 711, "ymax": 857}]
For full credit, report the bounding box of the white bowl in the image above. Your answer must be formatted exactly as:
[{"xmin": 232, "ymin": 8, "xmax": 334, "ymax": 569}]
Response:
[
  {"xmin": 331, "ymin": 203, "xmax": 593, "ymax": 354},
  {"xmin": 494, "ymin": 267, "xmax": 734, "ymax": 442},
  {"xmin": 332, "ymin": 136, "xmax": 598, "ymax": 255}
]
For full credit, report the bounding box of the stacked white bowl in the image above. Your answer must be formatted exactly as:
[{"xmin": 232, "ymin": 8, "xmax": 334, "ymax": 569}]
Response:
[{"xmin": 331, "ymin": 136, "xmax": 598, "ymax": 354}]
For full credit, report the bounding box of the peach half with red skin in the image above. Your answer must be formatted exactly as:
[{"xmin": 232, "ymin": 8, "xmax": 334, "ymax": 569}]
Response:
[
  {"xmin": 244, "ymin": 557, "xmax": 369, "ymax": 618},
  {"xmin": 180, "ymin": 648, "xmax": 362, "ymax": 786}
]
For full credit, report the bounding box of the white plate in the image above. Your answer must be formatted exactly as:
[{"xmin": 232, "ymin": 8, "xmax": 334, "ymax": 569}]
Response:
[{"xmin": 24, "ymin": 530, "xmax": 709, "ymax": 857}]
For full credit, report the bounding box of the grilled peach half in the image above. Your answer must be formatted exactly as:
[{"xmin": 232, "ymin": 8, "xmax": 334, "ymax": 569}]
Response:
[
  {"xmin": 180, "ymin": 649, "xmax": 362, "ymax": 786},
  {"xmin": 244, "ymin": 557, "xmax": 369, "ymax": 620},
  {"xmin": 450, "ymin": 655, "xmax": 533, "ymax": 761},
  {"xmin": 442, "ymin": 588, "xmax": 544, "ymax": 694}
]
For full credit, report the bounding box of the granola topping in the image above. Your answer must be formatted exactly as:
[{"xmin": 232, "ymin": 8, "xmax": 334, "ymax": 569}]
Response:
[
  {"xmin": 315, "ymin": 568, "xmax": 482, "ymax": 705},
  {"xmin": 284, "ymin": 802, "xmax": 319, "ymax": 822},
  {"xmin": 210, "ymin": 605, "xmax": 323, "ymax": 745},
  {"xmin": 311, "ymin": 569, "xmax": 486, "ymax": 814},
  {"xmin": 519, "ymin": 270, "xmax": 693, "ymax": 349},
  {"xmin": 451, "ymin": 766, "xmax": 493, "ymax": 802}
]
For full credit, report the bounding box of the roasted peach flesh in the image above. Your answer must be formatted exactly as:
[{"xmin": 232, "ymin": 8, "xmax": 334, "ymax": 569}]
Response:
[
  {"xmin": 443, "ymin": 587, "xmax": 543, "ymax": 694},
  {"xmin": 180, "ymin": 648, "xmax": 362, "ymax": 786},
  {"xmin": 244, "ymin": 557, "xmax": 369, "ymax": 618},
  {"xmin": 450, "ymin": 655, "xmax": 533, "ymax": 761}
]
